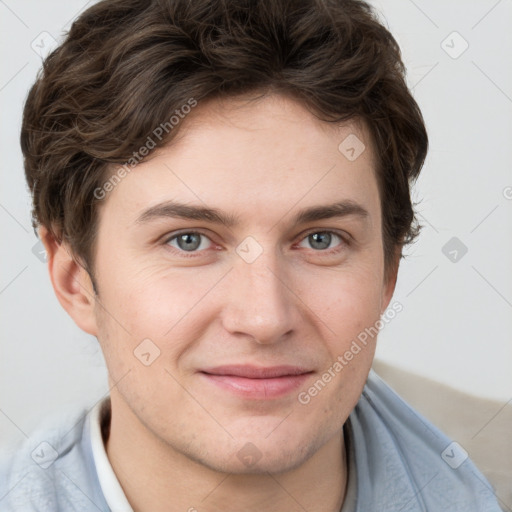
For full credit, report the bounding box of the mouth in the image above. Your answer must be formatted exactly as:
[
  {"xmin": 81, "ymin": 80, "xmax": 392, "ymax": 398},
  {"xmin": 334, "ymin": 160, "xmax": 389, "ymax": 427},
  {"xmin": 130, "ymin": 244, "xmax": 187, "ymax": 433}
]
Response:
[{"xmin": 198, "ymin": 365, "xmax": 314, "ymax": 399}]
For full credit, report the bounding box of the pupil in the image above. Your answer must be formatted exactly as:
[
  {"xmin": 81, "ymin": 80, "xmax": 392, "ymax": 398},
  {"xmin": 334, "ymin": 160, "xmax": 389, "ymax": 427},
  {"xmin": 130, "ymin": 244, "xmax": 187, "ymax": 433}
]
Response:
[
  {"xmin": 178, "ymin": 233, "xmax": 200, "ymax": 251},
  {"xmin": 310, "ymin": 232, "xmax": 331, "ymax": 250}
]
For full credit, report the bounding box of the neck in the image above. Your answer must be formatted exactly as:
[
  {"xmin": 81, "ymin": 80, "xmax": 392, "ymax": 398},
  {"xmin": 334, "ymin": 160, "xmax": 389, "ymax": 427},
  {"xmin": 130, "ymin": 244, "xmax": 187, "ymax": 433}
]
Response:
[{"xmin": 105, "ymin": 395, "xmax": 348, "ymax": 512}]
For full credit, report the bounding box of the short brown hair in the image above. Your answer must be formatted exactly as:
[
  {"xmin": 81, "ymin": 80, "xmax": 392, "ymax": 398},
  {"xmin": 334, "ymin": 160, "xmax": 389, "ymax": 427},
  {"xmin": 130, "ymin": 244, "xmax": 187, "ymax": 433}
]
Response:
[{"xmin": 21, "ymin": 0, "xmax": 427, "ymax": 283}]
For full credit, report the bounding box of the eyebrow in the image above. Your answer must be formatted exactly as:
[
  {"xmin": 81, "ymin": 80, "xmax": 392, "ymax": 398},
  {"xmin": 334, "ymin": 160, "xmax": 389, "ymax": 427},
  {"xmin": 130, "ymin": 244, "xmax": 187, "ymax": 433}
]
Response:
[{"xmin": 136, "ymin": 199, "xmax": 369, "ymax": 227}]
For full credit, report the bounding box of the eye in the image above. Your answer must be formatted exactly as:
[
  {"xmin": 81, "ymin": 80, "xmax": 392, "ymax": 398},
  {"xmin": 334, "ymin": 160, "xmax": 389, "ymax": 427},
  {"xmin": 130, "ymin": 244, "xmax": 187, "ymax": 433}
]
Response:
[
  {"xmin": 166, "ymin": 232, "xmax": 212, "ymax": 252},
  {"xmin": 297, "ymin": 231, "xmax": 345, "ymax": 252}
]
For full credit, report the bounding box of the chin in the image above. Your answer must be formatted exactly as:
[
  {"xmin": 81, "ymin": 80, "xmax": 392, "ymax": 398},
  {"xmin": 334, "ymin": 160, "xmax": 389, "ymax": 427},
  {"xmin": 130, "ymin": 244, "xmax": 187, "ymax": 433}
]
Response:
[
  {"xmin": 186, "ymin": 429, "xmax": 325, "ymax": 476},
  {"xmin": 201, "ymin": 449, "xmax": 314, "ymax": 476}
]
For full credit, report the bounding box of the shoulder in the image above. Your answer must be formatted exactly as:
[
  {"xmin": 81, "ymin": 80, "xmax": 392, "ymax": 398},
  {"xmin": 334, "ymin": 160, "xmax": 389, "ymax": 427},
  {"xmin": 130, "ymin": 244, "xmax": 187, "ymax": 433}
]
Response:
[
  {"xmin": 0, "ymin": 404, "xmax": 109, "ymax": 512},
  {"xmin": 348, "ymin": 370, "xmax": 502, "ymax": 511}
]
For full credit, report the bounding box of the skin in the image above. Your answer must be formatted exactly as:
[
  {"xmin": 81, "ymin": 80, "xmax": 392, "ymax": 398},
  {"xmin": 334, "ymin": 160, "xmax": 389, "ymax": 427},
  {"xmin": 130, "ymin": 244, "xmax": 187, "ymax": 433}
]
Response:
[{"xmin": 42, "ymin": 93, "xmax": 399, "ymax": 512}]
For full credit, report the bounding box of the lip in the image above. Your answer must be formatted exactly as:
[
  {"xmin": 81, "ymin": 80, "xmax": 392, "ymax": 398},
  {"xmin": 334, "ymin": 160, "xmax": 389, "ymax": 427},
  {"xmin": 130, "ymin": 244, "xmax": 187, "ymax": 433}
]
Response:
[{"xmin": 198, "ymin": 365, "xmax": 314, "ymax": 399}]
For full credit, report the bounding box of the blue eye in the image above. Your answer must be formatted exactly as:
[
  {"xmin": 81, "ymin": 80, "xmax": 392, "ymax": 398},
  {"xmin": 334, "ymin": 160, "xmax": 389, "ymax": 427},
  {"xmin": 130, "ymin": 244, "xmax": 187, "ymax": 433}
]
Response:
[
  {"xmin": 166, "ymin": 232, "xmax": 212, "ymax": 252},
  {"xmin": 298, "ymin": 231, "xmax": 344, "ymax": 251}
]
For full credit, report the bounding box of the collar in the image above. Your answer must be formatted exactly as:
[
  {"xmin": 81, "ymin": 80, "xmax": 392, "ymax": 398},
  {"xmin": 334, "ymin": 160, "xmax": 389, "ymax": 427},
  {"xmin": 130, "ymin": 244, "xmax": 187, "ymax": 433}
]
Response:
[{"xmin": 88, "ymin": 397, "xmax": 134, "ymax": 512}]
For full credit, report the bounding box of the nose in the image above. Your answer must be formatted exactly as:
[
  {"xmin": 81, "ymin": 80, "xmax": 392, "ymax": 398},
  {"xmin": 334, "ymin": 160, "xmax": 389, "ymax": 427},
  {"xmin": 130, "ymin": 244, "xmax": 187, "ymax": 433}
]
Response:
[{"xmin": 219, "ymin": 247, "xmax": 298, "ymax": 345}]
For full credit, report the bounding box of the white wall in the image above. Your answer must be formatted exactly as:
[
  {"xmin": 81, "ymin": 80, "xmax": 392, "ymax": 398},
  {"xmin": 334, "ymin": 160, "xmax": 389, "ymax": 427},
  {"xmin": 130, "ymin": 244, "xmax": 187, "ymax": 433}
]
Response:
[
  {"xmin": 1, "ymin": 0, "xmax": 511, "ymax": 449},
  {"xmin": 369, "ymin": 0, "xmax": 512, "ymax": 402}
]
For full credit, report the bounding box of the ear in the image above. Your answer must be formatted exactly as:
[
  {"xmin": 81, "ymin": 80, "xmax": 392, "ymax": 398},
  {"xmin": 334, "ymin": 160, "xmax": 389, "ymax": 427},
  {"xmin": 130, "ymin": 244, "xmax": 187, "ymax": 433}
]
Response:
[
  {"xmin": 39, "ymin": 226, "xmax": 99, "ymax": 336},
  {"xmin": 380, "ymin": 247, "xmax": 401, "ymax": 314}
]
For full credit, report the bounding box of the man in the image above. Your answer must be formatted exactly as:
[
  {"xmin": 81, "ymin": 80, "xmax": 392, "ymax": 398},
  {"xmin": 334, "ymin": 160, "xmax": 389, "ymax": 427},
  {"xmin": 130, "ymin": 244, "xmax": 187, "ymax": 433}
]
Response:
[{"xmin": 0, "ymin": 0, "xmax": 502, "ymax": 510}]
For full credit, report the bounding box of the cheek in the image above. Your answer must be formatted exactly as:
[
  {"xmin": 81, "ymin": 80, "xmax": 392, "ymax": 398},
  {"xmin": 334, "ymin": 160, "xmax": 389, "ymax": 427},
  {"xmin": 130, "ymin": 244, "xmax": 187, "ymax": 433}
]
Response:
[
  {"xmin": 96, "ymin": 264, "xmax": 221, "ymax": 353},
  {"xmin": 294, "ymin": 268, "xmax": 382, "ymax": 419},
  {"xmin": 300, "ymin": 262, "xmax": 384, "ymax": 338}
]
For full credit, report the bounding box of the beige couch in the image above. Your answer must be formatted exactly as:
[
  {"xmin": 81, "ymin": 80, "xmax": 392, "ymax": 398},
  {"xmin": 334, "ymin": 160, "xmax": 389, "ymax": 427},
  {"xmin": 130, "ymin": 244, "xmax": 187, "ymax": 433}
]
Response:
[{"xmin": 372, "ymin": 360, "xmax": 511, "ymax": 511}]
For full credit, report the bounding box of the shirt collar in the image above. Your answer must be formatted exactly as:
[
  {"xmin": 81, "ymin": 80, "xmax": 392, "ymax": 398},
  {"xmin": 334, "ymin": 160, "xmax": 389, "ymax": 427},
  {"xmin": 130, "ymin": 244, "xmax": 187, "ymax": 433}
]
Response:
[{"xmin": 88, "ymin": 397, "xmax": 134, "ymax": 512}]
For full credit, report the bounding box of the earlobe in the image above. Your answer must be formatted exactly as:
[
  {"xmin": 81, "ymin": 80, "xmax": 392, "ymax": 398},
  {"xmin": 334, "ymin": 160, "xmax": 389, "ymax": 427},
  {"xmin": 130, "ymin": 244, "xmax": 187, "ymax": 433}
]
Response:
[{"xmin": 39, "ymin": 226, "xmax": 99, "ymax": 336}]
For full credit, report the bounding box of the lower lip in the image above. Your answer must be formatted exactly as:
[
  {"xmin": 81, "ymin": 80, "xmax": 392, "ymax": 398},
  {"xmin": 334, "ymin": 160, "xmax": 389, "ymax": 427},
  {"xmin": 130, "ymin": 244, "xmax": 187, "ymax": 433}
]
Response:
[{"xmin": 199, "ymin": 372, "xmax": 312, "ymax": 399}]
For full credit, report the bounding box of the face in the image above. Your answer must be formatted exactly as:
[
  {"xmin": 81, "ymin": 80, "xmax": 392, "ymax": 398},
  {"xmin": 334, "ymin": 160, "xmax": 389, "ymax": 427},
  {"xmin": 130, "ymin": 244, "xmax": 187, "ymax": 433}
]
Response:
[{"xmin": 89, "ymin": 93, "xmax": 396, "ymax": 474}]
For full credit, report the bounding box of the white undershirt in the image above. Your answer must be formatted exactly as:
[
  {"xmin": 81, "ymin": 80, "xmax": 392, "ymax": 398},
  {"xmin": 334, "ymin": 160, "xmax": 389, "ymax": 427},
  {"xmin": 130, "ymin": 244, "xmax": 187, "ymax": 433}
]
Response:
[{"xmin": 89, "ymin": 398, "xmax": 134, "ymax": 512}]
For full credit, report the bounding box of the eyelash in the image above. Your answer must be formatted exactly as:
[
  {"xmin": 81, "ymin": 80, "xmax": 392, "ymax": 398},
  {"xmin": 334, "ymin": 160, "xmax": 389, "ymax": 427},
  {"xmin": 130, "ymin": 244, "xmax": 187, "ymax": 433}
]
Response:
[{"xmin": 163, "ymin": 229, "xmax": 350, "ymax": 258}]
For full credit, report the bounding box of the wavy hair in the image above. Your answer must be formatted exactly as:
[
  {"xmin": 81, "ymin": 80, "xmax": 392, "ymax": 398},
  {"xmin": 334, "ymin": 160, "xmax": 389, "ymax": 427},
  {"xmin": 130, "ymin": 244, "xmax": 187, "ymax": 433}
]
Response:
[{"xmin": 21, "ymin": 0, "xmax": 428, "ymax": 282}]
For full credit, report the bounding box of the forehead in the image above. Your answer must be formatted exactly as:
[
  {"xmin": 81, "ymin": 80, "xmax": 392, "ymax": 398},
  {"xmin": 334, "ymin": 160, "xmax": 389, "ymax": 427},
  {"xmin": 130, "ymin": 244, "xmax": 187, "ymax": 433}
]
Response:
[{"xmin": 99, "ymin": 93, "xmax": 380, "ymax": 227}]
